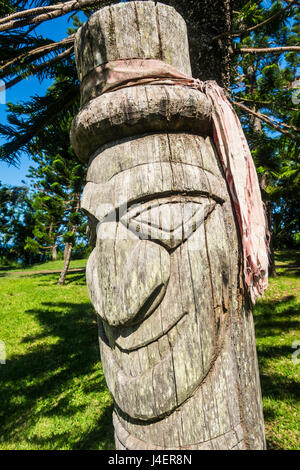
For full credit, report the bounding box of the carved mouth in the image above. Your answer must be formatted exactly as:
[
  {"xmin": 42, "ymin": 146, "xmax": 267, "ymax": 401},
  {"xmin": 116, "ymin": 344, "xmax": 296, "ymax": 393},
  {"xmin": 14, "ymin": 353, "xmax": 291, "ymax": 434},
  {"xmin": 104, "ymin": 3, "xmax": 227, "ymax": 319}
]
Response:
[{"xmin": 109, "ymin": 309, "xmax": 187, "ymax": 353}]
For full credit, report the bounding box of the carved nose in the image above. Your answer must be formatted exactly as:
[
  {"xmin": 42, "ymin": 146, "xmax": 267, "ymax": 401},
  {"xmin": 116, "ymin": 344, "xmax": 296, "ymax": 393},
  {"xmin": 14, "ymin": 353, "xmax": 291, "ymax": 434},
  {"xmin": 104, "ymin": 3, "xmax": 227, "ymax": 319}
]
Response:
[{"xmin": 86, "ymin": 222, "xmax": 170, "ymax": 327}]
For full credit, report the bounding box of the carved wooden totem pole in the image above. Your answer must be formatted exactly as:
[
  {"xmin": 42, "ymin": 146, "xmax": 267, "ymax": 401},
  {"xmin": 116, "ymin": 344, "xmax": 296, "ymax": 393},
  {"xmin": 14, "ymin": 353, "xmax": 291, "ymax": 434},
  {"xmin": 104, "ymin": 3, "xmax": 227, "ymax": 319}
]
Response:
[{"xmin": 71, "ymin": 1, "xmax": 267, "ymax": 450}]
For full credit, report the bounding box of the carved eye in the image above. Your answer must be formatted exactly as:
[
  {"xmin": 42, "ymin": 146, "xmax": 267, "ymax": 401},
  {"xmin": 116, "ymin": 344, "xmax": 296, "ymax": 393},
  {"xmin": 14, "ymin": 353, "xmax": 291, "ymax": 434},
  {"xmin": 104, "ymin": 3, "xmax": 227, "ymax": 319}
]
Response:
[{"xmin": 120, "ymin": 195, "xmax": 216, "ymax": 250}]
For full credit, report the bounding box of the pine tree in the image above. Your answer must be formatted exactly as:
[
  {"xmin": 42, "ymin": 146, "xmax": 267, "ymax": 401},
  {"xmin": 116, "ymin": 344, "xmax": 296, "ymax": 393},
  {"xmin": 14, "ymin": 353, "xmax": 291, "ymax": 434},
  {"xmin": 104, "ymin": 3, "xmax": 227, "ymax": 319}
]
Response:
[
  {"xmin": 0, "ymin": 182, "xmax": 38, "ymax": 265},
  {"xmin": 2, "ymin": 59, "xmax": 87, "ymax": 278},
  {"xmin": 231, "ymin": 1, "xmax": 300, "ymax": 274},
  {"xmin": 25, "ymin": 108, "xmax": 87, "ymax": 283}
]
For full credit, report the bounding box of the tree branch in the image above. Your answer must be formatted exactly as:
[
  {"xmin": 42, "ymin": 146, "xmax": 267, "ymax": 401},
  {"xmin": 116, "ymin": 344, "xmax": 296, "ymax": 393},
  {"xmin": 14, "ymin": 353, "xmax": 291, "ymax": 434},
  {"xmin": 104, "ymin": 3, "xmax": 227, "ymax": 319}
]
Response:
[
  {"xmin": 0, "ymin": 81, "xmax": 79, "ymax": 163},
  {"xmin": 3, "ymin": 47, "xmax": 74, "ymax": 90},
  {"xmin": 0, "ymin": 4, "xmax": 60, "ymax": 24},
  {"xmin": 0, "ymin": 0, "xmax": 99, "ymax": 32},
  {"xmin": 0, "ymin": 34, "xmax": 75, "ymax": 76},
  {"xmin": 232, "ymin": 100, "xmax": 300, "ymax": 142},
  {"xmin": 238, "ymin": 46, "xmax": 300, "ymax": 54},
  {"xmin": 212, "ymin": 0, "xmax": 298, "ymax": 42},
  {"xmin": 236, "ymin": 96, "xmax": 299, "ymax": 112}
]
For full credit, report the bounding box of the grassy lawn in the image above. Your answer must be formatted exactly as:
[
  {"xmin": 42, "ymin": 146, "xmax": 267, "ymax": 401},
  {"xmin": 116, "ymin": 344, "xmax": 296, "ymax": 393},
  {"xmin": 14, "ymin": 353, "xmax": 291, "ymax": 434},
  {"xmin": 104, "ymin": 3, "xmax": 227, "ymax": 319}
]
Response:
[
  {"xmin": 254, "ymin": 250, "xmax": 300, "ymax": 450},
  {"xmin": 0, "ymin": 258, "xmax": 87, "ymax": 274},
  {"xmin": 0, "ymin": 253, "xmax": 299, "ymax": 450},
  {"xmin": 0, "ymin": 267, "xmax": 114, "ymax": 450}
]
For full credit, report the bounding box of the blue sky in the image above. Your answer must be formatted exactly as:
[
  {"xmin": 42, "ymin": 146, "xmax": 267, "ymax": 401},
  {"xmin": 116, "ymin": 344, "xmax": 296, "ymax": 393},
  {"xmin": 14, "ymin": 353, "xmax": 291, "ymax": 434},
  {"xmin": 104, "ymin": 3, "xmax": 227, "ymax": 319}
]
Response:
[{"xmin": 0, "ymin": 12, "xmax": 83, "ymax": 186}]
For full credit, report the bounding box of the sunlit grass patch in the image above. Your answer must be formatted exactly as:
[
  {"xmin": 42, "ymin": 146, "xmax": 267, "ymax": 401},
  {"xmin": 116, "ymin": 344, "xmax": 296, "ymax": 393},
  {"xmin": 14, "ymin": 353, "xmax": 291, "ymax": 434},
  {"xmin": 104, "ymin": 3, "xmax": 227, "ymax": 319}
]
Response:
[
  {"xmin": 254, "ymin": 255, "xmax": 300, "ymax": 450},
  {"xmin": 0, "ymin": 270, "xmax": 114, "ymax": 450},
  {"xmin": 0, "ymin": 254, "xmax": 299, "ymax": 450}
]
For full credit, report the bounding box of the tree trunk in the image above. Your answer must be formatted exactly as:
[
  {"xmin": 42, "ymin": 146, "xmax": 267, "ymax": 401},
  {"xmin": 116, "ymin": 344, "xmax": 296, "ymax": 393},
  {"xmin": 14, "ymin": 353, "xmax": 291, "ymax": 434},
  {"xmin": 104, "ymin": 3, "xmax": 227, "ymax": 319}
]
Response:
[
  {"xmin": 48, "ymin": 222, "xmax": 58, "ymax": 261},
  {"xmin": 165, "ymin": 0, "xmax": 233, "ymax": 88},
  {"xmin": 260, "ymin": 174, "xmax": 277, "ymax": 278},
  {"xmin": 71, "ymin": 1, "xmax": 266, "ymax": 450},
  {"xmin": 63, "ymin": 242, "xmax": 71, "ymax": 262},
  {"xmin": 52, "ymin": 244, "xmax": 57, "ymax": 261},
  {"xmin": 266, "ymin": 200, "xmax": 277, "ymax": 277},
  {"xmin": 58, "ymin": 193, "xmax": 80, "ymax": 285},
  {"xmin": 57, "ymin": 242, "xmax": 73, "ymax": 285}
]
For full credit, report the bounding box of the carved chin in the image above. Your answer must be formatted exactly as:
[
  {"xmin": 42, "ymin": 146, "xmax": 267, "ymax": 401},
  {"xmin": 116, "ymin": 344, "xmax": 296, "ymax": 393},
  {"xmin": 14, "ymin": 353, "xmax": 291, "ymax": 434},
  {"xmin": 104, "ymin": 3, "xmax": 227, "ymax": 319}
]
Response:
[{"xmin": 87, "ymin": 203, "xmax": 230, "ymax": 422}]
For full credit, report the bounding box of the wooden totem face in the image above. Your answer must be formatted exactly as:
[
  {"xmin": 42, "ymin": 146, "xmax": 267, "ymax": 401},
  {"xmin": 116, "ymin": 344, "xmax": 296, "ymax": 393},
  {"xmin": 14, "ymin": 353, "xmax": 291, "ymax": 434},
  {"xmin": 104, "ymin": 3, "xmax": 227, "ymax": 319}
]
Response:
[
  {"xmin": 83, "ymin": 132, "xmax": 236, "ymax": 422},
  {"xmin": 71, "ymin": 1, "xmax": 266, "ymax": 450}
]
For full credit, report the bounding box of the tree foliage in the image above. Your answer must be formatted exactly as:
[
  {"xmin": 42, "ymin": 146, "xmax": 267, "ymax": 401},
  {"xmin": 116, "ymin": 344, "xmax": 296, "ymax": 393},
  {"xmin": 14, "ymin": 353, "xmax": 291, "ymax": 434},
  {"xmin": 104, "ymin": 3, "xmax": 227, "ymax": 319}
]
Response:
[
  {"xmin": 231, "ymin": 1, "xmax": 300, "ymax": 252},
  {"xmin": 0, "ymin": 63, "xmax": 87, "ymax": 268},
  {"xmin": 0, "ymin": 182, "xmax": 38, "ymax": 265}
]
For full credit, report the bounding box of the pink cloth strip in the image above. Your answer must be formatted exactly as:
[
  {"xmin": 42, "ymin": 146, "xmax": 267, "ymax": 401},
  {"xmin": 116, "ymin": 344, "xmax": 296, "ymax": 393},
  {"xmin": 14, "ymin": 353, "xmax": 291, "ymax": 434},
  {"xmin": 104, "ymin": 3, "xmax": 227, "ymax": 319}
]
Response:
[
  {"xmin": 80, "ymin": 58, "xmax": 201, "ymax": 105},
  {"xmin": 82, "ymin": 58, "xmax": 269, "ymax": 303}
]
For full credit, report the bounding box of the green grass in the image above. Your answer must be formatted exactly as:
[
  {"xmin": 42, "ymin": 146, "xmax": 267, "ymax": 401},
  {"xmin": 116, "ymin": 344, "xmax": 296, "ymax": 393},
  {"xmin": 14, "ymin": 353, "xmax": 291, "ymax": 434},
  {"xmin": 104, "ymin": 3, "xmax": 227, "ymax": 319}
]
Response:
[
  {"xmin": 0, "ymin": 258, "xmax": 87, "ymax": 274},
  {"xmin": 274, "ymin": 250, "xmax": 300, "ymax": 268},
  {"xmin": 0, "ymin": 253, "xmax": 299, "ymax": 450},
  {"xmin": 254, "ymin": 251, "xmax": 300, "ymax": 450},
  {"xmin": 0, "ymin": 269, "xmax": 114, "ymax": 450}
]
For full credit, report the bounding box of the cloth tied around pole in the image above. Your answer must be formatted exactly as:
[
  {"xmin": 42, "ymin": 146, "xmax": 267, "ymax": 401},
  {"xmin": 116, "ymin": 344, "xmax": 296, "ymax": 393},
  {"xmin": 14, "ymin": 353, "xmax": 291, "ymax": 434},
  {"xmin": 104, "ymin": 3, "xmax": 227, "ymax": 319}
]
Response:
[
  {"xmin": 80, "ymin": 58, "xmax": 269, "ymax": 304},
  {"xmin": 80, "ymin": 58, "xmax": 202, "ymax": 106}
]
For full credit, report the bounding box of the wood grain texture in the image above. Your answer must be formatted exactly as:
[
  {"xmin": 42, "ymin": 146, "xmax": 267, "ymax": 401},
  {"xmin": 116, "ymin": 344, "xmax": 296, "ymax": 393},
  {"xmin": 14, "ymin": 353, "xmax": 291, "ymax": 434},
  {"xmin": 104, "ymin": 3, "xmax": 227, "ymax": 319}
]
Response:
[
  {"xmin": 72, "ymin": 1, "xmax": 266, "ymax": 450},
  {"xmin": 74, "ymin": 1, "xmax": 192, "ymax": 82},
  {"xmin": 70, "ymin": 85, "xmax": 212, "ymax": 162},
  {"xmin": 70, "ymin": 1, "xmax": 209, "ymax": 162}
]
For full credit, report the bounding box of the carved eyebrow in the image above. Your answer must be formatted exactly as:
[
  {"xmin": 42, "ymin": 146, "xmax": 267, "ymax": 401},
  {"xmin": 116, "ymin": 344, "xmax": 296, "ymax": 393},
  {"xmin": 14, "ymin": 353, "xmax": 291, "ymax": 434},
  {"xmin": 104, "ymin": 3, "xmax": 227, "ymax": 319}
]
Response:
[
  {"xmin": 104, "ymin": 162, "xmax": 218, "ymax": 184},
  {"xmin": 117, "ymin": 191, "xmax": 222, "ymax": 219},
  {"xmin": 82, "ymin": 189, "xmax": 225, "ymax": 225},
  {"xmin": 99, "ymin": 190, "xmax": 223, "ymax": 225}
]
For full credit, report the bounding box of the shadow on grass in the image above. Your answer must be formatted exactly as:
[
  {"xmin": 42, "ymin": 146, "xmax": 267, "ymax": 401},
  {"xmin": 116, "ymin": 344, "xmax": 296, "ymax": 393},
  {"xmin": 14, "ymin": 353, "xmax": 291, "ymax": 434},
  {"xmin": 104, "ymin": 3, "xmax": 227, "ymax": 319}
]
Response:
[
  {"xmin": 0, "ymin": 301, "xmax": 114, "ymax": 450},
  {"xmin": 0, "ymin": 269, "xmax": 86, "ymax": 279},
  {"xmin": 35, "ymin": 272, "xmax": 87, "ymax": 286},
  {"xmin": 64, "ymin": 273, "xmax": 86, "ymax": 285},
  {"xmin": 254, "ymin": 294, "xmax": 300, "ymax": 450},
  {"xmin": 274, "ymin": 250, "xmax": 300, "ymax": 267},
  {"xmin": 276, "ymin": 268, "xmax": 300, "ymax": 278},
  {"xmin": 0, "ymin": 266, "xmax": 19, "ymax": 273},
  {"xmin": 254, "ymin": 295, "xmax": 299, "ymax": 335},
  {"xmin": 1, "ymin": 269, "xmax": 298, "ymax": 450}
]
